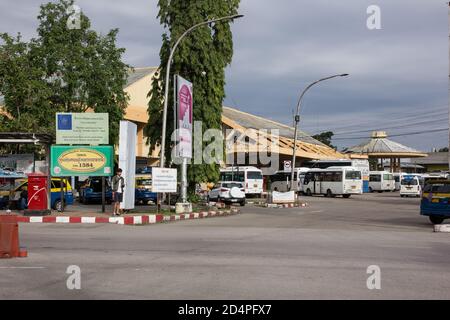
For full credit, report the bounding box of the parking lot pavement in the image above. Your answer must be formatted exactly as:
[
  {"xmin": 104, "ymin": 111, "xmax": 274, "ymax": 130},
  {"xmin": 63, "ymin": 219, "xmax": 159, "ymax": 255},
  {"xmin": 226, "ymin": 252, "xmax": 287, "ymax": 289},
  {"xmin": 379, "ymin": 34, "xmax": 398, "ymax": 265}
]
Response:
[{"xmin": 1, "ymin": 191, "xmax": 449, "ymax": 300}]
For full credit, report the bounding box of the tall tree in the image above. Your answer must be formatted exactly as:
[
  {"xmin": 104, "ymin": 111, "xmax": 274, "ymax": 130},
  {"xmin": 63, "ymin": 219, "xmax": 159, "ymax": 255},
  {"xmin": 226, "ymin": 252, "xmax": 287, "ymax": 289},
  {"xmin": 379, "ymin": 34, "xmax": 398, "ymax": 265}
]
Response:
[
  {"xmin": 0, "ymin": 0, "xmax": 129, "ymax": 146},
  {"xmin": 145, "ymin": 0, "xmax": 240, "ymax": 193},
  {"xmin": 312, "ymin": 131, "xmax": 336, "ymax": 149}
]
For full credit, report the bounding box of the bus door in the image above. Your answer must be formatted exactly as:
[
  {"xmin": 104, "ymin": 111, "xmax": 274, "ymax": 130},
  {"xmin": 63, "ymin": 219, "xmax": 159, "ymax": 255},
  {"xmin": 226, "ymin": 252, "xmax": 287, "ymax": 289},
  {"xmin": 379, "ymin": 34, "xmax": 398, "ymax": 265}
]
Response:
[{"xmin": 314, "ymin": 173, "xmax": 321, "ymax": 194}]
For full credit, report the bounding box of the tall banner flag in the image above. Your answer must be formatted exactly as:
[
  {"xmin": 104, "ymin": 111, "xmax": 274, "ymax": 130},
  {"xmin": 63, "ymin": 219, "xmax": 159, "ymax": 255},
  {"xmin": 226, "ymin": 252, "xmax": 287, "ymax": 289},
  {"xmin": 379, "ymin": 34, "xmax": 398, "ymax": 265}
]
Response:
[{"xmin": 176, "ymin": 75, "xmax": 193, "ymax": 159}]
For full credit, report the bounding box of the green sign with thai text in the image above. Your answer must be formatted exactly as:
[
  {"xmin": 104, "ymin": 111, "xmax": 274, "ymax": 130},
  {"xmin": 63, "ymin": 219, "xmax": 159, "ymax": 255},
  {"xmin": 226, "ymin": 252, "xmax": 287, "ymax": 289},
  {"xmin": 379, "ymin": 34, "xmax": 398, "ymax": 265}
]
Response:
[{"xmin": 50, "ymin": 145, "xmax": 114, "ymax": 177}]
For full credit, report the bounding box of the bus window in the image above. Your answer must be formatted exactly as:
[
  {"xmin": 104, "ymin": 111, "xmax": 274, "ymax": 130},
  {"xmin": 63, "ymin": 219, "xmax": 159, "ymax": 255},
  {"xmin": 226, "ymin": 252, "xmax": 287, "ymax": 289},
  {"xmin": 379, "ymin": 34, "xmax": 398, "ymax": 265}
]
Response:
[{"xmin": 346, "ymin": 171, "xmax": 361, "ymax": 180}]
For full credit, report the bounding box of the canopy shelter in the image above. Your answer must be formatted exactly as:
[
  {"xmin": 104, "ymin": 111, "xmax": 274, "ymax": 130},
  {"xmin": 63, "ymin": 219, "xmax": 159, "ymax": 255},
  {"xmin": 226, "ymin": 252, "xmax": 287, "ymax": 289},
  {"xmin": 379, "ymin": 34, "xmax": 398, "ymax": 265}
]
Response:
[
  {"xmin": 0, "ymin": 132, "xmax": 54, "ymax": 210},
  {"xmin": 344, "ymin": 131, "xmax": 427, "ymax": 172}
]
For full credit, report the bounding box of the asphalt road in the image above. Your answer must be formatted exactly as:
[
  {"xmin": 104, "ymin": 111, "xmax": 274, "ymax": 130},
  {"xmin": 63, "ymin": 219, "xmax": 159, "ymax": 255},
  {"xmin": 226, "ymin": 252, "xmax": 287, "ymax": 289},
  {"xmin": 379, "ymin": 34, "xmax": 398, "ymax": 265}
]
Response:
[{"xmin": 1, "ymin": 192, "xmax": 449, "ymax": 300}]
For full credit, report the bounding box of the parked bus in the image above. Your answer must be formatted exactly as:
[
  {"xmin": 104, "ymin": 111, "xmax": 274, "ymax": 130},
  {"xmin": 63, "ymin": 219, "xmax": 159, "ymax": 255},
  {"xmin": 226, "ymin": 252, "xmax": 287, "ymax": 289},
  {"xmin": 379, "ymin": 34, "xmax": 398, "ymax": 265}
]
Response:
[
  {"xmin": 400, "ymin": 174, "xmax": 424, "ymax": 198},
  {"xmin": 420, "ymin": 180, "xmax": 450, "ymax": 224},
  {"xmin": 220, "ymin": 166, "xmax": 263, "ymax": 196},
  {"xmin": 269, "ymin": 168, "xmax": 310, "ymax": 193},
  {"xmin": 305, "ymin": 159, "xmax": 370, "ymax": 193},
  {"xmin": 302, "ymin": 167, "xmax": 363, "ymax": 198},
  {"xmin": 368, "ymin": 171, "xmax": 395, "ymax": 192}
]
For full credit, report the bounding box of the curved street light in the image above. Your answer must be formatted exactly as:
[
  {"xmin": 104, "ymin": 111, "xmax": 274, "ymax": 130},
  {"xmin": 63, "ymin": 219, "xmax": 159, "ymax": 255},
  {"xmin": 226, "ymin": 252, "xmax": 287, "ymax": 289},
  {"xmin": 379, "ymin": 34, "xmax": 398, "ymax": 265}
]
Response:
[
  {"xmin": 290, "ymin": 73, "xmax": 349, "ymax": 190},
  {"xmin": 159, "ymin": 14, "xmax": 244, "ymax": 169}
]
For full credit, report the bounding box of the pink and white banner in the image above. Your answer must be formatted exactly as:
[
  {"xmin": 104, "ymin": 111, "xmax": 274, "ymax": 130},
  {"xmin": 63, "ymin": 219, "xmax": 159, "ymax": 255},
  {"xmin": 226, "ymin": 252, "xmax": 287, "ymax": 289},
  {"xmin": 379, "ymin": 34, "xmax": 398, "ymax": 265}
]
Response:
[{"xmin": 176, "ymin": 75, "xmax": 193, "ymax": 159}]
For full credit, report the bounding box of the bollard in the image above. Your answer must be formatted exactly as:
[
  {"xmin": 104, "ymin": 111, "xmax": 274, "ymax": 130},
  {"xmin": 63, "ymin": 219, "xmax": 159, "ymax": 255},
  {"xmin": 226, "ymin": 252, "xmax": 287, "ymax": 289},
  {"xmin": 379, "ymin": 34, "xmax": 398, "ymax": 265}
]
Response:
[{"xmin": 0, "ymin": 215, "xmax": 25, "ymax": 259}]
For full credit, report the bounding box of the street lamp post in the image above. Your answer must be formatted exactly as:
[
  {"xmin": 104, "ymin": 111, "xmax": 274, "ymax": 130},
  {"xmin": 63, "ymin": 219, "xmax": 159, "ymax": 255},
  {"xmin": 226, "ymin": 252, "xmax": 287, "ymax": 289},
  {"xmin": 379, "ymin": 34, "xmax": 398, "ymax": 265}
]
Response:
[
  {"xmin": 290, "ymin": 74, "xmax": 349, "ymax": 191},
  {"xmin": 159, "ymin": 14, "xmax": 244, "ymax": 170}
]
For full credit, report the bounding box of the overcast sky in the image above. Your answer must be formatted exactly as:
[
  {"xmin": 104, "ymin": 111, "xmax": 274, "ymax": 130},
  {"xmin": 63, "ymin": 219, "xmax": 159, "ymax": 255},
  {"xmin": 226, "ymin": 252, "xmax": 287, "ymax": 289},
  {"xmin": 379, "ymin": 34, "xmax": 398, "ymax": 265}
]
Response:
[{"xmin": 0, "ymin": 0, "xmax": 448, "ymax": 151}]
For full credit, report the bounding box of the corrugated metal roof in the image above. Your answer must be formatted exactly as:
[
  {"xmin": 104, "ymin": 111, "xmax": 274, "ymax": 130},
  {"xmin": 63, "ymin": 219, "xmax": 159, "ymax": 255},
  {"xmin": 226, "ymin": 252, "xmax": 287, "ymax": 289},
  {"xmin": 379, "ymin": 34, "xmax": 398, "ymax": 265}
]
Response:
[
  {"xmin": 346, "ymin": 135, "xmax": 425, "ymax": 156},
  {"xmin": 410, "ymin": 152, "xmax": 448, "ymax": 165},
  {"xmin": 126, "ymin": 67, "xmax": 157, "ymax": 87},
  {"xmin": 222, "ymin": 106, "xmax": 326, "ymax": 146}
]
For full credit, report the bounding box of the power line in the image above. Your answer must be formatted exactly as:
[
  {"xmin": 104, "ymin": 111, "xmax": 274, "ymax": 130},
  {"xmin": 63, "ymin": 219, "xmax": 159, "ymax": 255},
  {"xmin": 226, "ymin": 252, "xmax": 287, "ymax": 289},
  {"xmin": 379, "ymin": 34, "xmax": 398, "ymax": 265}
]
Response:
[
  {"xmin": 332, "ymin": 118, "xmax": 448, "ymax": 136},
  {"xmin": 332, "ymin": 128, "xmax": 448, "ymax": 141}
]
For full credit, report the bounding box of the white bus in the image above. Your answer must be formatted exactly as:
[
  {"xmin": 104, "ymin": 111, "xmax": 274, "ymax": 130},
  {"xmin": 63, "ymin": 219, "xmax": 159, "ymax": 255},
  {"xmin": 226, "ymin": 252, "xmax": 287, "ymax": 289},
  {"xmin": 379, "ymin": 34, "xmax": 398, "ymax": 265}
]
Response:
[
  {"xmin": 400, "ymin": 174, "xmax": 424, "ymax": 198},
  {"xmin": 269, "ymin": 168, "xmax": 310, "ymax": 193},
  {"xmin": 369, "ymin": 171, "xmax": 395, "ymax": 192},
  {"xmin": 302, "ymin": 167, "xmax": 363, "ymax": 198},
  {"xmin": 305, "ymin": 159, "xmax": 370, "ymax": 193},
  {"xmin": 220, "ymin": 166, "xmax": 263, "ymax": 196}
]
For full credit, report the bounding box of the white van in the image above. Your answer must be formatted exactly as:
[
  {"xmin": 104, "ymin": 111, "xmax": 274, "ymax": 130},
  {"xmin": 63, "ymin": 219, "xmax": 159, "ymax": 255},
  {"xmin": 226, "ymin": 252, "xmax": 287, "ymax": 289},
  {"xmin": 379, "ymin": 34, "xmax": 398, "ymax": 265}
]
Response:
[
  {"xmin": 369, "ymin": 171, "xmax": 395, "ymax": 192},
  {"xmin": 302, "ymin": 167, "xmax": 363, "ymax": 198},
  {"xmin": 400, "ymin": 174, "xmax": 424, "ymax": 198},
  {"xmin": 220, "ymin": 166, "xmax": 263, "ymax": 196},
  {"xmin": 270, "ymin": 168, "xmax": 310, "ymax": 193}
]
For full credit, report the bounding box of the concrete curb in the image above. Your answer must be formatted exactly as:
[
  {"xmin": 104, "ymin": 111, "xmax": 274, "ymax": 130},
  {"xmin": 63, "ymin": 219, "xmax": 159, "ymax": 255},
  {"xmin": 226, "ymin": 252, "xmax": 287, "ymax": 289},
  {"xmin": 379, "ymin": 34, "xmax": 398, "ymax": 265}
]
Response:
[
  {"xmin": 434, "ymin": 224, "xmax": 450, "ymax": 233},
  {"xmin": 15, "ymin": 209, "xmax": 240, "ymax": 225}
]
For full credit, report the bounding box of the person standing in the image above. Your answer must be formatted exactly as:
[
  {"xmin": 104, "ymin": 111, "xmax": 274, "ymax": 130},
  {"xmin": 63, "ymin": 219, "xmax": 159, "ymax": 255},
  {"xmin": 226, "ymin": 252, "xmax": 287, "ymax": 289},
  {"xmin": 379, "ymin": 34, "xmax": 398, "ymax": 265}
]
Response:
[{"xmin": 112, "ymin": 168, "xmax": 125, "ymax": 216}]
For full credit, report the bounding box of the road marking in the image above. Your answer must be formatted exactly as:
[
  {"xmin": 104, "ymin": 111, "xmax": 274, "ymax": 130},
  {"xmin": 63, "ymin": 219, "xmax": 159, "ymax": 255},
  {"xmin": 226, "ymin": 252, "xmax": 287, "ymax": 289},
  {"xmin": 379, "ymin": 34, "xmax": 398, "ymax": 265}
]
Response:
[
  {"xmin": 0, "ymin": 267, "xmax": 46, "ymax": 269},
  {"xmin": 310, "ymin": 210, "xmax": 324, "ymax": 213}
]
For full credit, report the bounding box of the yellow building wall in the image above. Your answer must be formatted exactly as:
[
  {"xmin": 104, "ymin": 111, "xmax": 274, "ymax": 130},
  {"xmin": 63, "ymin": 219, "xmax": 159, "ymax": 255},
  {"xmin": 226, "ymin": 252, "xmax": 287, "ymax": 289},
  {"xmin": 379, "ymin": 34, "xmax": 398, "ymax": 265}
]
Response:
[{"xmin": 123, "ymin": 70, "xmax": 155, "ymax": 159}]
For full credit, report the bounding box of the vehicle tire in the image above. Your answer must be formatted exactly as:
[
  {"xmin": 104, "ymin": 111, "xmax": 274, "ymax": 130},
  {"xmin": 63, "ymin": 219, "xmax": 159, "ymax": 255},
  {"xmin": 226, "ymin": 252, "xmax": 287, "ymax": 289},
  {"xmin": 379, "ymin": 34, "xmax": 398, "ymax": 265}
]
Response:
[
  {"xmin": 240, "ymin": 200, "xmax": 245, "ymax": 207},
  {"xmin": 400, "ymin": 195, "xmax": 404, "ymax": 198},
  {"xmin": 326, "ymin": 189, "xmax": 333, "ymax": 198},
  {"xmin": 306, "ymin": 189, "xmax": 312, "ymax": 196},
  {"xmin": 429, "ymin": 216, "xmax": 445, "ymax": 225},
  {"xmin": 54, "ymin": 200, "xmax": 63, "ymax": 212},
  {"xmin": 369, "ymin": 187, "xmax": 373, "ymax": 193},
  {"xmin": 343, "ymin": 194, "xmax": 351, "ymax": 199}
]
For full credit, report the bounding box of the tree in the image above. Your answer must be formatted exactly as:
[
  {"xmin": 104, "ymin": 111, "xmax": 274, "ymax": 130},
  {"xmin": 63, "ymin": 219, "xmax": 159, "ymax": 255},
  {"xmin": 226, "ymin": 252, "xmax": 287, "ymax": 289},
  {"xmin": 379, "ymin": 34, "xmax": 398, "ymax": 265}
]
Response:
[
  {"xmin": 0, "ymin": 0, "xmax": 129, "ymax": 146},
  {"xmin": 145, "ymin": 0, "xmax": 240, "ymax": 192},
  {"xmin": 438, "ymin": 147, "xmax": 448, "ymax": 152},
  {"xmin": 312, "ymin": 131, "xmax": 336, "ymax": 149}
]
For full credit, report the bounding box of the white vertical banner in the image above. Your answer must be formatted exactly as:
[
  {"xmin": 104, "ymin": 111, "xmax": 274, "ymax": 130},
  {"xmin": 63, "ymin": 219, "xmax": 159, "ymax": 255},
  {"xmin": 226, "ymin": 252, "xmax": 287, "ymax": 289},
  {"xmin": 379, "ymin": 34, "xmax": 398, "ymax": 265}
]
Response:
[
  {"xmin": 119, "ymin": 121, "xmax": 137, "ymax": 210},
  {"xmin": 176, "ymin": 75, "xmax": 193, "ymax": 159}
]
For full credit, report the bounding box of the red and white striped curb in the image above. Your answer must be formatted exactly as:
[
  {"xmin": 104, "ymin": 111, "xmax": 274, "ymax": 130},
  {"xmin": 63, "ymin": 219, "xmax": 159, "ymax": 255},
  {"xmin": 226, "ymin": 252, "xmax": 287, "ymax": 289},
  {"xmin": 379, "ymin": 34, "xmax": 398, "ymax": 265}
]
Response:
[{"xmin": 15, "ymin": 209, "xmax": 239, "ymax": 225}]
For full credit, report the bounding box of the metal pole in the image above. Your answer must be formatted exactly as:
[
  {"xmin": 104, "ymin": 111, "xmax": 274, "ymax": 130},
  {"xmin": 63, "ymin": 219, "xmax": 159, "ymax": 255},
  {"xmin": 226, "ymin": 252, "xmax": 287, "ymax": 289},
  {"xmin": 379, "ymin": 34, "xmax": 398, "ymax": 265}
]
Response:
[
  {"xmin": 290, "ymin": 74, "xmax": 349, "ymax": 191},
  {"xmin": 181, "ymin": 158, "xmax": 188, "ymax": 203},
  {"xmin": 101, "ymin": 176, "xmax": 105, "ymax": 213},
  {"xmin": 60, "ymin": 177, "xmax": 64, "ymax": 212},
  {"xmin": 159, "ymin": 14, "xmax": 244, "ymax": 169}
]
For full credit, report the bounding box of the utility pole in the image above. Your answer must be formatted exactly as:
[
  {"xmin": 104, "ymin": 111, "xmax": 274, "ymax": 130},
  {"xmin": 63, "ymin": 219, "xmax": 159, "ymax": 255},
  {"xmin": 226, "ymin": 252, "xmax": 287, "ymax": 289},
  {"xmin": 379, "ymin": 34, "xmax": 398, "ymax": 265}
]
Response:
[
  {"xmin": 290, "ymin": 74, "xmax": 349, "ymax": 191},
  {"xmin": 448, "ymin": 2, "xmax": 450, "ymax": 171}
]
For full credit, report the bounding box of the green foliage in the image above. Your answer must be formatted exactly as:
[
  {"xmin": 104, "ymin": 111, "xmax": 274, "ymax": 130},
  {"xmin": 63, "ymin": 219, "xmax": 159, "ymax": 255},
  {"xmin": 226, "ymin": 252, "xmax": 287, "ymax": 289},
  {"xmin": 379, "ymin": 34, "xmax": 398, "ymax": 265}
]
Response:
[
  {"xmin": 145, "ymin": 0, "xmax": 240, "ymax": 190},
  {"xmin": 0, "ymin": 0, "xmax": 129, "ymax": 148},
  {"xmin": 438, "ymin": 147, "xmax": 448, "ymax": 152},
  {"xmin": 312, "ymin": 131, "xmax": 336, "ymax": 149}
]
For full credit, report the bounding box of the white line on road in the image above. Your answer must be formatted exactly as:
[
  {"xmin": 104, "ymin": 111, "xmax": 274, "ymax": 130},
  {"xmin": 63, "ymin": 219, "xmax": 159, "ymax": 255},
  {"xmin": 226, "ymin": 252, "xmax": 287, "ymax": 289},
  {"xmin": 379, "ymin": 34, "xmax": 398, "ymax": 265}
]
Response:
[{"xmin": 0, "ymin": 267, "xmax": 47, "ymax": 269}]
